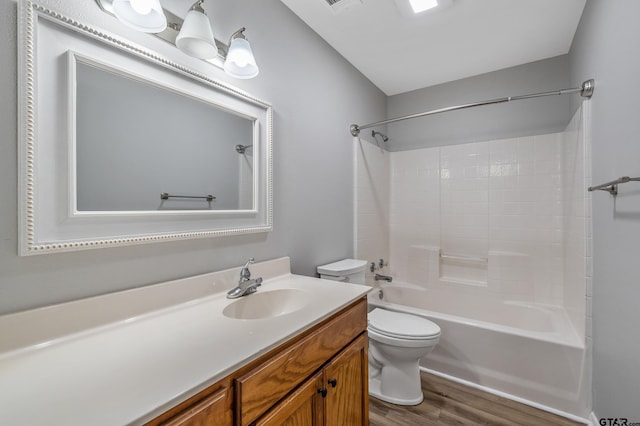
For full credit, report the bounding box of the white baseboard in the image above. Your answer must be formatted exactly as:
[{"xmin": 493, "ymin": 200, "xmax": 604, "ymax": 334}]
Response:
[{"xmin": 420, "ymin": 367, "xmax": 591, "ymax": 425}]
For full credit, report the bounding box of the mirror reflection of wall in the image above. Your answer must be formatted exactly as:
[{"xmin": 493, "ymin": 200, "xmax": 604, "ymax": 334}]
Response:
[{"xmin": 75, "ymin": 61, "xmax": 254, "ymax": 211}]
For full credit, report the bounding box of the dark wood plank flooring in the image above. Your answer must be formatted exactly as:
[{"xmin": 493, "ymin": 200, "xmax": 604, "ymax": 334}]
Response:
[{"xmin": 369, "ymin": 372, "xmax": 585, "ymax": 425}]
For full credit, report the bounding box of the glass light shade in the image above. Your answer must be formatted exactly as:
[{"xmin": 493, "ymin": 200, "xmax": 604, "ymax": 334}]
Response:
[
  {"xmin": 224, "ymin": 38, "xmax": 259, "ymax": 79},
  {"xmin": 175, "ymin": 9, "xmax": 218, "ymax": 59},
  {"xmin": 112, "ymin": 0, "xmax": 167, "ymax": 33}
]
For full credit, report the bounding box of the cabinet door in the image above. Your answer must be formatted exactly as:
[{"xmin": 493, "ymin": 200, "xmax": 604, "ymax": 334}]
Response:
[
  {"xmin": 255, "ymin": 373, "xmax": 324, "ymax": 426},
  {"xmin": 323, "ymin": 334, "xmax": 369, "ymax": 426}
]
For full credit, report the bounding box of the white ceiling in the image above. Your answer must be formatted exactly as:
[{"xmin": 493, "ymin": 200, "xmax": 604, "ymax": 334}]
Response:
[{"xmin": 279, "ymin": 0, "xmax": 586, "ymax": 95}]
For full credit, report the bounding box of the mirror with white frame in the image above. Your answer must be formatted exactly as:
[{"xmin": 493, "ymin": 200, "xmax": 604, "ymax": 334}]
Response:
[{"xmin": 18, "ymin": 1, "xmax": 273, "ymax": 255}]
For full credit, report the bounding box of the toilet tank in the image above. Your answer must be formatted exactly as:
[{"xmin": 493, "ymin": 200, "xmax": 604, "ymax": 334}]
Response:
[{"xmin": 317, "ymin": 259, "xmax": 367, "ymax": 285}]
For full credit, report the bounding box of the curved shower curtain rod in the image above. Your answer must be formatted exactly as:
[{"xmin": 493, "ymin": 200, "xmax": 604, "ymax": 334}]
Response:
[{"xmin": 349, "ymin": 79, "xmax": 595, "ymax": 137}]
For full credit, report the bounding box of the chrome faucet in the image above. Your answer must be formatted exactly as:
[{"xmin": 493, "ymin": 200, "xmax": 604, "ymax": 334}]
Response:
[
  {"xmin": 227, "ymin": 257, "xmax": 263, "ymax": 299},
  {"xmin": 374, "ymin": 273, "xmax": 393, "ymax": 282}
]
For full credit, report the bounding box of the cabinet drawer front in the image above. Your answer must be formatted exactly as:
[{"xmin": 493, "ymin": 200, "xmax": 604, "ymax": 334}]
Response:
[
  {"xmin": 162, "ymin": 387, "xmax": 230, "ymax": 426},
  {"xmin": 146, "ymin": 381, "xmax": 232, "ymax": 426},
  {"xmin": 235, "ymin": 299, "xmax": 366, "ymax": 426}
]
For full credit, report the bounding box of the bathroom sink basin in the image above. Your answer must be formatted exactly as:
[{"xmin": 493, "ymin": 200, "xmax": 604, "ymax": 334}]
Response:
[{"xmin": 223, "ymin": 289, "xmax": 309, "ymax": 320}]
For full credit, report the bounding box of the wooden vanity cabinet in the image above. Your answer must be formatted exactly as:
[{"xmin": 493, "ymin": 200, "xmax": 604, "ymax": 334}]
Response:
[
  {"xmin": 235, "ymin": 298, "xmax": 368, "ymax": 426},
  {"xmin": 146, "ymin": 297, "xmax": 368, "ymax": 426},
  {"xmin": 255, "ymin": 334, "xmax": 368, "ymax": 426}
]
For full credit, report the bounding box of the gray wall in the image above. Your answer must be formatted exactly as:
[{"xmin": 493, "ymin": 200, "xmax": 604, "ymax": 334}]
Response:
[
  {"xmin": 386, "ymin": 55, "xmax": 572, "ymax": 151},
  {"xmin": 569, "ymin": 0, "xmax": 640, "ymax": 420},
  {"xmin": 0, "ymin": 0, "xmax": 386, "ymax": 314}
]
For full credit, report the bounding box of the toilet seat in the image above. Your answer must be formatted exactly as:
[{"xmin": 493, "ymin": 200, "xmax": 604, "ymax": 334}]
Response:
[{"xmin": 368, "ymin": 308, "xmax": 440, "ymax": 340}]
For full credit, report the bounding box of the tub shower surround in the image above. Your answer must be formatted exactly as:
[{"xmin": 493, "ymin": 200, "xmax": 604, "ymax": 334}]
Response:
[
  {"xmin": 354, "ymin": 103, "xmax": 591, "ymax": 419},
  {"xmin": 368, "ymin": 281, "xmax": 587, "ymax": 419}
]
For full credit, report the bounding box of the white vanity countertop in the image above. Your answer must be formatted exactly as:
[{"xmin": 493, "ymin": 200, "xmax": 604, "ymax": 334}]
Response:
[{"xmin": 0, "ymin": 257, "xmax": 370, "ymax": 425}]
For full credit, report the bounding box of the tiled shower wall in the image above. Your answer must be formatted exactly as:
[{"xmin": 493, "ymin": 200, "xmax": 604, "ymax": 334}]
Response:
[
  {"xmin": 390, "ymin": 133, "xmax": 568, "ymax": 304},
  {"xmin": 355, "ymin": 103, "xmax": 590, "ymax": 339}
]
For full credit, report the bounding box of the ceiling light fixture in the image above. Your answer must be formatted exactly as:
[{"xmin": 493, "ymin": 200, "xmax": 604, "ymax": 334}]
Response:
[
  {"xmin": 393, "ymin": 0, "xmax": 452, "ymax": 17},
  {"xmin": 409, "ymin": 0, "xmax": 438, "ymax": 14},
  {"xmin": 95, "ymin": 0, "xmax": 260, "ymax": 79}
]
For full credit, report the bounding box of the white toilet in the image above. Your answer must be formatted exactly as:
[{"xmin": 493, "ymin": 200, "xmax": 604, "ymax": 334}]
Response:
[{"xmin": 317, "ymin": 259, "xmax": 441, "ymax": 406}]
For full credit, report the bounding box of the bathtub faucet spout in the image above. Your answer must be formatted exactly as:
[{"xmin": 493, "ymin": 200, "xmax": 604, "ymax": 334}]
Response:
[{"xmin": 374, "ymin": 273, "xmax": 393, "ymax": 282}]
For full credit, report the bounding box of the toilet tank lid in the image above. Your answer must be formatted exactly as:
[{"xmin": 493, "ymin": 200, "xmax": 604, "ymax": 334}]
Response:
[{"xmin": 317, "ymin": 259, "xmax": 367, "ymax": 276}]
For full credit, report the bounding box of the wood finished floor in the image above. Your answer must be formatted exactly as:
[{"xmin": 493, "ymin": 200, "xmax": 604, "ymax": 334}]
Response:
[{"xmin": 369, "ymin": 372, "xmax": 584, "ymax": 426}]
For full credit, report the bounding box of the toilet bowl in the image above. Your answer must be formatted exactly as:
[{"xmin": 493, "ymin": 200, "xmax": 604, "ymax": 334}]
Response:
[
  {"xmin": 316, "ymin": 259, "xmax": 442, "ymax": 406},
  {"xmin": 367, "ymin": 307, "xmax": 440, "ymax": 405}
]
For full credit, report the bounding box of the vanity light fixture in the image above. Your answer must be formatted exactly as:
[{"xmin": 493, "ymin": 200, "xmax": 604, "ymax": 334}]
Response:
[
  {"xmin": 95, "ymin": 0, "xmax": 260, "ymax": 78},
  {"xmin": 175, "ymin": 0, "xmax": 218, "ymax": 59},
  {"xmin": 224, "ymin": 28, "xmax": 259, "ymax": 79},
  {"xmin": 112, "ymin": 0, "xmax": 167, "ymax": 33}
]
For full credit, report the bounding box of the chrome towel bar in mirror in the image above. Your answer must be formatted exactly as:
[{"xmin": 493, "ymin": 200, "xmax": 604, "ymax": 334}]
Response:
[{"xmin": 160, "ymin": 193, "xmax": 216, "ymax": 202}]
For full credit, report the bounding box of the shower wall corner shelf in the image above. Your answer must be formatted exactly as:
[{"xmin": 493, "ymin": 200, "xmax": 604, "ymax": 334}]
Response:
[{"xmin": 588, "ymin": 176, "xmax": 640, "ymax": 196}]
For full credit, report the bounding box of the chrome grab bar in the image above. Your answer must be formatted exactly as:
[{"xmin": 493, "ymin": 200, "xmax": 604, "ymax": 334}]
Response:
[
  {"xmin": 439, "ymin": 252, "xmax": 488, "ymax": 264},
  {"xmin": 160, "ymin": 192, "xmax": 216, "ymax": 202}
]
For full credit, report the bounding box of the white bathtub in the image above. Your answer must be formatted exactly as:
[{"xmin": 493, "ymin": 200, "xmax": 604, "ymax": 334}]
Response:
[{"xmin": 368, "ymin": 282, "xmax": 589, "ymax": 419}]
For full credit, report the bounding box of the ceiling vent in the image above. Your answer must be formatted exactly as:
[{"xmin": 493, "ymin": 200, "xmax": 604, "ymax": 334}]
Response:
[{"xmin": 324, "ymin": 0, "xmax": 363, "ymax": 14}]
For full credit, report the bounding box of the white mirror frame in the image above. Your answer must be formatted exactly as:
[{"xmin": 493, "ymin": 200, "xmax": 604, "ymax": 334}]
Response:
[{"xmin": 18, "ymin": 1, "xmax": 273, "ymax": 256}]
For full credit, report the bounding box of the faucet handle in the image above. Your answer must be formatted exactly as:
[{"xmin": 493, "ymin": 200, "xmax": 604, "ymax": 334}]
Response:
[{"xmin": 240, "ymin": 257, "xmax": 255, "ymax": 281}]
